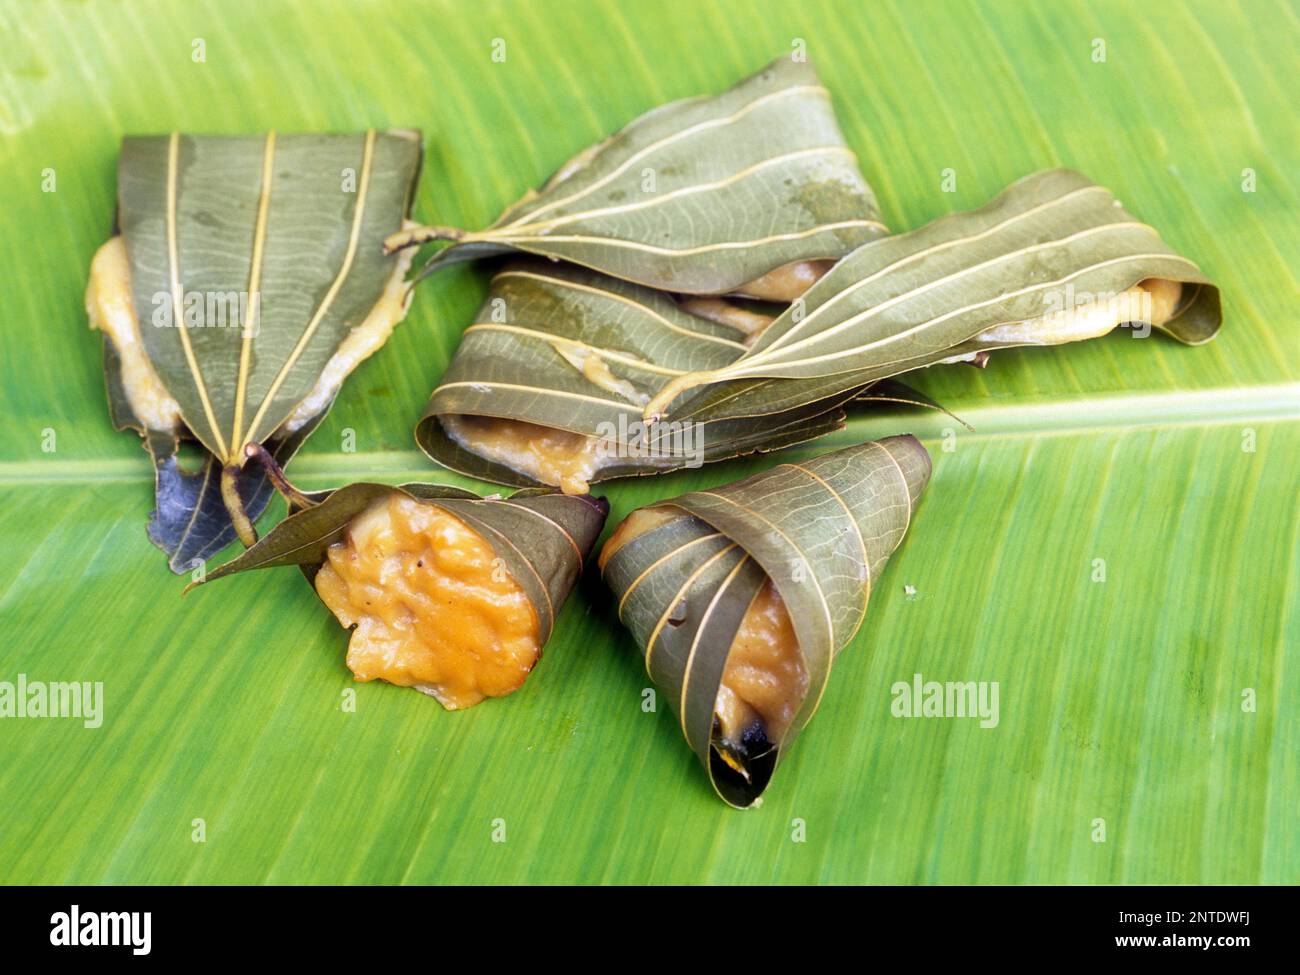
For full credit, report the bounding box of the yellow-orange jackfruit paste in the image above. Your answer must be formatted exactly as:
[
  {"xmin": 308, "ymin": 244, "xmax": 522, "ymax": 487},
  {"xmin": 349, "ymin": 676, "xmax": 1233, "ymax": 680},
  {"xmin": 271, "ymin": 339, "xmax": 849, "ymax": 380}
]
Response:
[
  {"xmin": 714, "ymin": 578, "xmax": 808, "ymax": 764},
  {"xmin": 600, "ymin": 506, "xmax": 809, "ymax": 765},
  {"xmin": 441, "ymin": 414, "xmax": 603, "ymax": 496},
  {"xmin": 736, "ymin": 259, "xmax": 833, "ymax": 301},
  {"xmin": 314, "ymin": 493, "xmax": 540, "ymax": 710}
]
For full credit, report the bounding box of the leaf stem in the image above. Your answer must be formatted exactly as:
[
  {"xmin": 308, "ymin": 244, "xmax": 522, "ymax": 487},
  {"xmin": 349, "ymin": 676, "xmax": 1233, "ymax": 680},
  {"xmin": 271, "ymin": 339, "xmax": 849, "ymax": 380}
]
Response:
[
  {"xmin": 642, "ymin": 370, "xmax": 718, "ymax": 421},
  {"xmin": 244, "ymin": 443, "xmax": 317, "ymax": 511},
  {"xmin": 382, "ymin": 224, "xmax": 468, "ymax": 255},
  {"xmin": 220, "ymin": 464, "xmax": 259, "ymax": 548}
]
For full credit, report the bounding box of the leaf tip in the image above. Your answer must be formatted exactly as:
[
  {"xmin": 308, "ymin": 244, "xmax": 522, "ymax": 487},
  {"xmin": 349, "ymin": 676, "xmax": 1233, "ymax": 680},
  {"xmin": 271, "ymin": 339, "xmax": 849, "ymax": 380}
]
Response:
[{"xmin": 580, "ymin": 493, "xmax": 611, "ymax": 520}]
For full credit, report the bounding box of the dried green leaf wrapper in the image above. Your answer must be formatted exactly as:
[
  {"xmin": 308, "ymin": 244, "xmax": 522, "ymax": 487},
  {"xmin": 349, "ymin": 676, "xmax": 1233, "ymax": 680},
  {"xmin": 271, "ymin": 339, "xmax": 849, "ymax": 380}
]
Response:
[
  {"xmin": 96, "ymin": 130, "xmax": 423, "ymax": 570},
  {"xmin": 416, "ymin": 260, "xmax": 857, "ymax": 487},
  {"xmin": 600, "ymin": 436, "xmax": 930, "ymax": 807},
  {"xmin": 395, "ymin": 57, "xmax": 885, "ymax": 294},
  {"xmin": 197, "ymin": 483, "xmax": 608, "ymax": 649},
  {"xmin": 646, "ymin": 169, "xmax": 1222, "ymax": 419},
  {"xmin": 106, "ymin": 332, "xmax": 333, "ymax": 571}
]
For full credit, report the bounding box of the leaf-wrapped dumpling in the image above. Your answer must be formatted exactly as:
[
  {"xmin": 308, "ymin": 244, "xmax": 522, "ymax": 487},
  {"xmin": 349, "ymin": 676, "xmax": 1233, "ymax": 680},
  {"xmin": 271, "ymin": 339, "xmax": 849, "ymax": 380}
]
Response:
[
  {"xmin": 87, "ymin": 130, "xmax": 424, "ymax": 570},
  {"xmin": 386, "ymin": 57, "xmax": 886, "ymax": 298},
  {"xmin": 196, "ymin": 479, "xmax": 608, "ymax": 709},
  {"xmin": 599, "ymin": 435, "xmax": 930, "ymax": 806}
]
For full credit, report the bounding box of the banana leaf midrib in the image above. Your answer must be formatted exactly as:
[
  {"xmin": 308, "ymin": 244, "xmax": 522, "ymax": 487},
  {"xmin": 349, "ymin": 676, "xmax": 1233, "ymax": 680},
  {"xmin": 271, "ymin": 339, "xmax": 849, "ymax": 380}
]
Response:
[{"xmin": 4, "ymin": 0, "xmax": 1291, "ymax": 884}]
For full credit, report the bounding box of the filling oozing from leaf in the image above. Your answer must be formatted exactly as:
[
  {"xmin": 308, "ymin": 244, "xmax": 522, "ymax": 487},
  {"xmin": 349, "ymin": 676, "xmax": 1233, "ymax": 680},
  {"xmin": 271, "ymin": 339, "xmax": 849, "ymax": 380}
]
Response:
[
  {"xmin": 440, "ymin": 414, "xmax": 606, "ymax": 495},
  {"xmin": 86, "ymin": 225, "xmax": 418, "ymax": 438},
  {"xmin": 596, "ymin": 504, "xmax": 686, "ymax": 570},
  {"xmin": 734, "ymin": 259, "xmax": 834, "ymax": 302},
  {"xmin": 972, "ymin": 277, "xmax": 1183, "ymax": 346},
  {"xmin": 712, "ymin": 578, "xmax": 808, "ymax": 779},
  {"xmin": 282, "ymin": 234, "xmax": 417, "ymax": 432},
  {"xmin": 313, "ymin": 493, "xmax": 541, "ymax": 711},
  {"xmin": 598, "ymin": 505, "xmax": 809, "ymax": 780},
  {"xmin": 676, "ymin": 296, "xmax": 776, "ymax": 343},
  {"xmin": 85, "ymin": 236, "xmax": 182, "ymax": 433},
  {"xmin": 548, "ymin": 340, "xmax": 650, "ymax": 406}
]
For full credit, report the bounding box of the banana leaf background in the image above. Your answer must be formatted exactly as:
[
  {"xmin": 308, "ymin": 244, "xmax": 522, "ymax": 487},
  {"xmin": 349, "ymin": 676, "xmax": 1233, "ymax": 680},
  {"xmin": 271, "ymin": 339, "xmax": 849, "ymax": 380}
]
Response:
[{"xmin": 0, "ymin": 0, "xmax": 1295, "ymax": 884}]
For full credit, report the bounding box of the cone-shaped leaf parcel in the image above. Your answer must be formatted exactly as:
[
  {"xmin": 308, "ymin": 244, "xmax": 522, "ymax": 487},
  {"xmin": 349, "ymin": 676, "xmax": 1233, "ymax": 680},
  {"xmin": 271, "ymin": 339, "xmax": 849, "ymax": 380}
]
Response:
[
  {"xmin": 197, "ymin": 481, "xmax": 609, "ymax": 708},
  {"xmin": 643, "ymin": 169, "xmax": 1222, "ymax": 419},
  {"xmin": 87, "ymin": 130, "xmax": 424, "ymax": 571},
  {"xmin": 599, "ymin": 436, "xmax": 930, "ymax": 807},
  {"xmin": 387, "ymin": 57, "xmax": 885, "ymax": 297}
]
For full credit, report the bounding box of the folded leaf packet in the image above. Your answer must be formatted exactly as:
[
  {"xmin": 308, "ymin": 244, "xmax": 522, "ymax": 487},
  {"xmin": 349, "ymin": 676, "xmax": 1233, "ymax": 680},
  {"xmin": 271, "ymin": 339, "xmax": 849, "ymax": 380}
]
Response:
[
  {"xmin": 415, "ymin": 260, "xmax": 866, "ymax": 492},
  {"xmin": 387, "ymin": 57, "xmax": 885, "ymax": 298},
  {"xmin": 416, "ymin": 169, "xmax": 1219, "ymax": 493},
  {"xmin": 197, "ymin": 481, "xmax": 608, "ymax": 710},
  {"xmin": 86, "ymin": 130, "xmax": 423, "ymax": 571},
  {"xmin": 644, "ymin": 169, "xmax": 1222, "ymax": 419},
  {"xmin": 598, "ymin": 435, "xmax": 930, "ymax": 806}
]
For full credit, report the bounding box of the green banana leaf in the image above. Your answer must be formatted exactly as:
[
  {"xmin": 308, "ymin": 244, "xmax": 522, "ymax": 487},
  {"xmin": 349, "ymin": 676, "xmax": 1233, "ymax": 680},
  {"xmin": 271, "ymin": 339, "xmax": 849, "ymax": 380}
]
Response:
[
  {"xmin": 644, "ymin": 169, "xmax": 1222, "ymax": 419},
  {"xmin": 1, "ymin": 0, "xmax": 1295, "ymax": 884},
  {"xmin": 388, "ymin": 56, "xmax": 886, "ymax": 294},
  {"xmin": 600, "ymin": 436, "xmax": 930, "ymax": 807},
  {"xmin": 104, "ymin": 130, "xmax": 423, "ymax": 568}
]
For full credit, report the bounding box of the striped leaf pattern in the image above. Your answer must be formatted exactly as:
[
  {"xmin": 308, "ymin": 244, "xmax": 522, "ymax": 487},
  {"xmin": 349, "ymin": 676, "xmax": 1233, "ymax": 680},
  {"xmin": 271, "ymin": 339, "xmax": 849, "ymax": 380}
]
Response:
[
  {"xmin": 2, "ymin": 0, "xmax": 1292, "ymax": 885},
  {"xmin": 645, "ymin": 169, "xmax": 1222, "ymax": 419},
  {"xmin": 601, "ymin": 435, "xmax": 931, "ymax": 806},
  {"xmin": 107, "ymin": 130, "xmax": 423, "ymax": 568},
  {"xmin": 391, "ymin": 57, "xmax": 885, "ymax": 294},
  {"xmin": 417, "ymin": 260, "xmax": 857, "ymax": 485}
]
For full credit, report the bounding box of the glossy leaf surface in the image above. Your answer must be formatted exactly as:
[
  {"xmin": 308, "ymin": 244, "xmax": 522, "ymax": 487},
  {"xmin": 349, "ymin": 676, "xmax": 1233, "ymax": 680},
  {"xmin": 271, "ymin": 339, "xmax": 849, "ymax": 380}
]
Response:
[{"xmin": 0, "ymin": 0, "xmax": 1293, "ymax": 884}]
